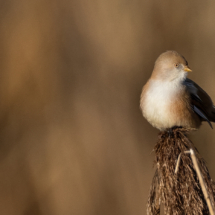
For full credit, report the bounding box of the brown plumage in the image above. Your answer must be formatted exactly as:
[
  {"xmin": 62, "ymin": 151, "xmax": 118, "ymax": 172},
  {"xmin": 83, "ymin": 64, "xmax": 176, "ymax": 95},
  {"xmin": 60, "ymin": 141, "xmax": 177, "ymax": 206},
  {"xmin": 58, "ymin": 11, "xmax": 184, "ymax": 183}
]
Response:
[{"xmin": 140, "ymin": 50, "xmax": 215, "ymax": 130}]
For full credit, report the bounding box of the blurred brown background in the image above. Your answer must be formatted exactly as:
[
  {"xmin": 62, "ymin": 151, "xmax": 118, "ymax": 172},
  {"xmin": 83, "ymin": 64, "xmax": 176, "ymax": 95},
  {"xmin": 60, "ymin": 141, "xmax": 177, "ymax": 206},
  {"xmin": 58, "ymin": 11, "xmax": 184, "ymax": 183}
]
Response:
[{"xmin": 1, "ymin": 0, "xmax": 215, "ymax": 214}]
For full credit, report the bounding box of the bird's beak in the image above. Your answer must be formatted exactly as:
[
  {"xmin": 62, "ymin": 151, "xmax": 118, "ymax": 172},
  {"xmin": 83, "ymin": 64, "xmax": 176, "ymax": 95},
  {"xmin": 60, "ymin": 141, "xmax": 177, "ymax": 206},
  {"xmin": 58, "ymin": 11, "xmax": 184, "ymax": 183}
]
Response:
[{"xmin": 184, "ymin": 66, "xmax": 192, "ymax": 72}]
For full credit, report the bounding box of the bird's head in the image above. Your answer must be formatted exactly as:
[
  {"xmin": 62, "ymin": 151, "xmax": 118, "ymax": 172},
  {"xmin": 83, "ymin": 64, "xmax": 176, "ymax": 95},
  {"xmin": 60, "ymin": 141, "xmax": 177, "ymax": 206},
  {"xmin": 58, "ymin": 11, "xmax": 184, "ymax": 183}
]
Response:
[{"xmin": 151, "ymin": 50, "xmax": 192, "ymax": 82}]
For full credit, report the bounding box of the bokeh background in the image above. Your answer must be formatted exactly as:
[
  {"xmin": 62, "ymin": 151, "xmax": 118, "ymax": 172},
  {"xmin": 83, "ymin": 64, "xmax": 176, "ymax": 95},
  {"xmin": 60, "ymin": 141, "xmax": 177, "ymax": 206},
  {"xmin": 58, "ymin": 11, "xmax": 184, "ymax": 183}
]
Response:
[{"xmin": 1, "ymin": 0, "xmax": 215, "ymax": 214}]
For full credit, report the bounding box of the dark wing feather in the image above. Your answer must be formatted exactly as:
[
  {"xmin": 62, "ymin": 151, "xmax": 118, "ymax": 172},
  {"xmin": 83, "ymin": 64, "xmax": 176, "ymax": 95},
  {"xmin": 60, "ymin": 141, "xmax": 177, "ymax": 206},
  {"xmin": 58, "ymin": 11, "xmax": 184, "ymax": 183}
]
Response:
[
  {"xmin": 193, "ymin": 106, "xmax": 213, "ymax": 128},
  {"xmin": 183, "ymin": 78, "xmax": 215, "ymax": 128}
]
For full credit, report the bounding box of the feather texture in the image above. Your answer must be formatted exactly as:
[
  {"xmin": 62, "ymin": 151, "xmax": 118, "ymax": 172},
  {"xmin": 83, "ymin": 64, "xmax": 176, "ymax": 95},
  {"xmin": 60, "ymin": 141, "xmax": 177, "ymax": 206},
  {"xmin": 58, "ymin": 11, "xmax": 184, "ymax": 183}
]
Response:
[{"xmin": 183, "ymin": 78, "xmax": 215, "ymax": 128}]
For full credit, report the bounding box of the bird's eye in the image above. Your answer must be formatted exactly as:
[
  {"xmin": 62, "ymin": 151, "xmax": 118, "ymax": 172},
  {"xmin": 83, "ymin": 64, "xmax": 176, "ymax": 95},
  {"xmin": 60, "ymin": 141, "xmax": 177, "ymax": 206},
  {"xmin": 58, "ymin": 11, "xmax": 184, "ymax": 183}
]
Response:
[{"xmin": 175, "ymin": 63, "xmax": 179, "ymax": 67}]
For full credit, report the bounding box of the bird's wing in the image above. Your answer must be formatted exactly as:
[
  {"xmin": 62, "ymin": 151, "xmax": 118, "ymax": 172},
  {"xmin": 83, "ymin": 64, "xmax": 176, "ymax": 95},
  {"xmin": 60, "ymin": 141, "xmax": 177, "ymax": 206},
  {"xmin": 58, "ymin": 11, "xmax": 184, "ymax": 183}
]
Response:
[{"xmin": 183, "ymin": 78, "xmax": 215, "ymax": 128}]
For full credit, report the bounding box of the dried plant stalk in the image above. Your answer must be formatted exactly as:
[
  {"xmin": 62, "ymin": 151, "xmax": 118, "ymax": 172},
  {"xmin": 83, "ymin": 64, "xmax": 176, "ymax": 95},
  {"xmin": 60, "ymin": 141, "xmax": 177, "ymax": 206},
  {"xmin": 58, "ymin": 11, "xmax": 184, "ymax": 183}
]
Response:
[
  {"xmin": 189, "ymin": 149, "xmax": 215, "ymax": 215},
  {"xmin": 147, "ymin": 128, "xmax": 215, "ymax": 215}
]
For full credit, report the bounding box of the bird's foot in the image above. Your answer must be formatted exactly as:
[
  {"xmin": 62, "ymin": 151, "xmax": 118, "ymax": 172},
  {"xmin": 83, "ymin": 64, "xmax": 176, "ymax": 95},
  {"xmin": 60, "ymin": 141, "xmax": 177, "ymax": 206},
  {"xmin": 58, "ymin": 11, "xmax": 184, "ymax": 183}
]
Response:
[{"xmin": 168, "ymin": 126, "xmax": 182, "ymax": 138}]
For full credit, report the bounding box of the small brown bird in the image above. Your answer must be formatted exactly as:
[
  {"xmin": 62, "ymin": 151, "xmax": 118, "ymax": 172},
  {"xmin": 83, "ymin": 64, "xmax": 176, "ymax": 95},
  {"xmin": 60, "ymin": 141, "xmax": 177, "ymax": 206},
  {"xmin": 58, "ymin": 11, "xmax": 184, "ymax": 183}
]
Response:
[{"xmin": 140, "ymin": 50, "xmax": 215, "ymax": 131}]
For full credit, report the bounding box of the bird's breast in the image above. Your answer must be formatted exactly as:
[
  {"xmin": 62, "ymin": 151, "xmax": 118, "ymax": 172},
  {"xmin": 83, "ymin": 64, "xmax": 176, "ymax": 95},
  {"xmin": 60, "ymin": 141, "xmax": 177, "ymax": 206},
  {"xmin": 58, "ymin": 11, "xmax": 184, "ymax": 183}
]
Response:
[{"xmin": 140, "ymin": 80, "xmax": 197, "ymax": 130}]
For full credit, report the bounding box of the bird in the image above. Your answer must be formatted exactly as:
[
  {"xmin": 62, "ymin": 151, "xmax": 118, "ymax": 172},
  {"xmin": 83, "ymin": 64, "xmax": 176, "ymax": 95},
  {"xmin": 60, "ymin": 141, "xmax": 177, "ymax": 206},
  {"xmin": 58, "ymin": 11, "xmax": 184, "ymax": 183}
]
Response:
[{"xmin": 140, "ymin": 50, "xmax": 215, "ymax": 131}]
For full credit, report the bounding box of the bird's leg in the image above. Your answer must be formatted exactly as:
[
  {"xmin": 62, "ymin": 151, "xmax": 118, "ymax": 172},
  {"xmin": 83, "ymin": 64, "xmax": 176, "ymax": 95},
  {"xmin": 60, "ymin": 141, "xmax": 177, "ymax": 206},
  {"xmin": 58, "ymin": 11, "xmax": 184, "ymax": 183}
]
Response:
[{"xmin": 168, "ymin": 128, "xmax": 174, "ymax": 138}]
